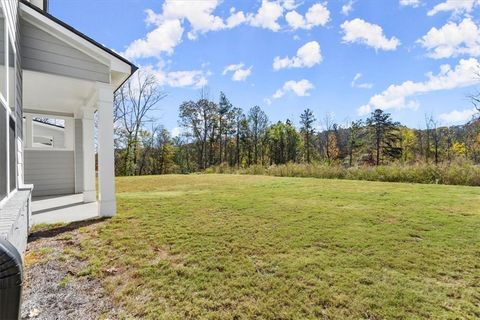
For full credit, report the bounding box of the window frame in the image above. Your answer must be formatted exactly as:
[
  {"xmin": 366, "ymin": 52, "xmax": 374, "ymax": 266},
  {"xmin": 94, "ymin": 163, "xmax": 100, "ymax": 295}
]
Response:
[
  {"xmin": 0, "ymin": 7, "xmax": 7, "ymax": 108},
  {"xmin": 0, "ymin": 3, "xmax": 17, "ymax": 206}
]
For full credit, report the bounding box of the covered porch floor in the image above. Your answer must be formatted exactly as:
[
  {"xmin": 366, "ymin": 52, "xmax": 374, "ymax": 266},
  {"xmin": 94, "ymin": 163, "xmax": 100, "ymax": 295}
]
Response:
[{"xmin": 31, "ymin": 194, "xmax": 98, "ymax": 225}]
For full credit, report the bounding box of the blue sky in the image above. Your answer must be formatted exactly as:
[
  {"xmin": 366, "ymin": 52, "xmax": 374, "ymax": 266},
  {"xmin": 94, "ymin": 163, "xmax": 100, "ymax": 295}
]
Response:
[{"xmin": 50, "ymin": 0, "xmax": 480, "ymax": 132}]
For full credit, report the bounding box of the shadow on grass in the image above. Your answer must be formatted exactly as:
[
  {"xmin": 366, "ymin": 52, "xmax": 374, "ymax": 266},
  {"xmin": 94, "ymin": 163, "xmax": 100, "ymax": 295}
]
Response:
[{"xmin": 28, "ymin": 218, "xmax": 109, "ymax": 243}]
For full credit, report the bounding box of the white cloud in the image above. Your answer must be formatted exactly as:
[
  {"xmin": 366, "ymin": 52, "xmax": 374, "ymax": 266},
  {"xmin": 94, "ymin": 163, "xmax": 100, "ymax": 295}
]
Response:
[
  {"xmin": 341, "ymin": 18, "xmax": 400, "ymax": 51},
  {"xmin": 418, "ymin": 18, "xmax": 480, "ymax": 59},
  {"xmin": 247, "ymin": 0, "xmax": 284, "ymax": 31},
  {"xmin": 357, "ymin": 104, "xmax": 372, "ymax": 115},
  {"xmin": 351, "ymin": 73, "xmax": 373, "ymax": 89},
  {"xmin": 122, "ymin": 1, "xmax": 332, "ymax": 60},
  {"xmin": 305, "ymin": 3, "xmax": 330, "ymax": 26},
  {"xmin": 144, "ymin": 63, "xmax": 209, "ymax": 88},
  {"xmin": 222, "ymin": 63, "xmax": 253, "ymax": 81},
  {"xmin": 273, "ymin": 79, "xmax": 314, "ymax": 98},
  {"xmin": 439, "ymin": 108, "xmax": 478, "ymax": 124},
  {"xmin": 232, "ymin": 68, "xmax": 252, "ymax": 81},
  {"xmin": 400, "ymin": 0, "xmax": 421, "ymax": 7},
  {"xmin": 358, "ymin": 58, "xmax": 480, "ymax": 115},
  {"xmin": 282, "ymin": 0, "xmax": 298, "ymax": 10},
  {"xmin": 159, "ymin": 0, "xmax": 231, "ymax": 39},
  {"xmin": 171, "ymin": 127, "xmax": 183, "ymax": 137},
  {"xmin": 159, "ymin": 70, "xmax": 209, "ymax": 88},
  {"xmin": 342, "ymin": 0, "xmax": 355, "ymax": 15},
  {"xmin": 427, "ymin": 0, "xmax": 479, "ymax": 16},
  {"xmin": 123, "ymin": 19, "xmax": 184, "ymax": 59},
  {"xmin": 222, "ymin": 64, "xmax": 242, "ymax": 74},
  {"xmin": 286, "ymin": 3, "xmax": 330, "ymax": 30},
  {"xmin": 285, "ymin": 11, "xmax": 304, "ymax": 29},
  {"xmin": 226, "ymin": 9, "xmax": 247, "ymax": 28},
  {"xmin": 273, "ymin": 41, "xmax": 322, "ymax": 70},
  {"xmin": 124, "ymin": 1, "xmax": 249, "ymax": 59}
]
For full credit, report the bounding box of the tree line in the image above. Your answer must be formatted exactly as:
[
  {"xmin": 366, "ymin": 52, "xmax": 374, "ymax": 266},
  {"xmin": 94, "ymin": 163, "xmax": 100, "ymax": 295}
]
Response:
[{"xmin": 113, "ymin": 71, "xmax": 480, "ymax": 176}]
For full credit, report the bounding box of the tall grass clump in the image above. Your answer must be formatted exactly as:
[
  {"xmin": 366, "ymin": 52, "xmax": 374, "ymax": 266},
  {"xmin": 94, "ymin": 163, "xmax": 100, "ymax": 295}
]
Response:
[{"xmin": 206, "ymin": 161, "xmax": 480, "ymax": 186}]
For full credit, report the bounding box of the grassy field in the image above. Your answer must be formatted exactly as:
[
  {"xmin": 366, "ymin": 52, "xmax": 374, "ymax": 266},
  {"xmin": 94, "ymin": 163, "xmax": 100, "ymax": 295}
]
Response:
[{"xmin": 33, "ymin": 175, "xmax": 480, "ymax": 319}]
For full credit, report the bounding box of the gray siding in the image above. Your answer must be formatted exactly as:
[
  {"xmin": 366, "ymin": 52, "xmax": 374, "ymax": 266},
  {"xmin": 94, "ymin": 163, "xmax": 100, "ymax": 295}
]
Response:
[
  {"xmin": 24, "ymin": 150, "xmax": 75, "ymax": 197},
  {"xmin": 74, "ymin": 119, "xmax": 83, "ymax": 193},
  {"xmin": 7, "ymin": 0, "xmax": 23, "ymax": 185},
  {"xmin": 1, "ymin": 0, "xmax": 22, "ymax": 195},
  {"xmin": 0, "ymin": 0, "xmax": 29, "ymax": 257},
  {"xmin": 21, "ymin": 21, "xmax": 110, "ymax": 83}
]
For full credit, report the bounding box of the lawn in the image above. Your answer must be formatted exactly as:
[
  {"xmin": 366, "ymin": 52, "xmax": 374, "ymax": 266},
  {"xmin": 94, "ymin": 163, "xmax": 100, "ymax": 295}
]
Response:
[{"xmin": 30, "ymin": 175, "xmax": 480, "ymax": 319}]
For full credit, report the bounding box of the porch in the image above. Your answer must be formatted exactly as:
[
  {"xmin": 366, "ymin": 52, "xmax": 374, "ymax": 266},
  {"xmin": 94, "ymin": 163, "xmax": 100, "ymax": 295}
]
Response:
[
  {"xmin": 18, "ymin": 1, "xmax": 135, "ymax": 224},
  {"xmin": 22, "ymin": 73, "xmax": 117, "ymax": 221},
  {"xmin": 31, "ymin": 194, "xmax": 98, "ymax": 225}
]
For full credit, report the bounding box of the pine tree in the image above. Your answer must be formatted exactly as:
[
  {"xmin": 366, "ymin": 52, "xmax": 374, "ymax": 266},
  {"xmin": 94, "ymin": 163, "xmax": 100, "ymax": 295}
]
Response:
[
  {"xmin": 366, "ymin": 109, "xmax": 402, "ymax": 165},
  {"xmin": 218, "ymin": 92, "xmax": 234, "ymax": 164},
  {"xmin": 248, "ymin": 106, "xmax": 269, "ymax": 164},
  {"xmin": 300, "ymin": 108, "xmax": 316, "ymax": 163},
  {"xmin": 348, "ymin": 120, "xmax": 363, "ymax": 166}
]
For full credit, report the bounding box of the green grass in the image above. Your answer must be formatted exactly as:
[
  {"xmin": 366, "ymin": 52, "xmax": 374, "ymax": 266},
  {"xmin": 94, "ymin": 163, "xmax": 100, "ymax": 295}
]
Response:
[{"xmin": 71, "ymin": 175, "xmax": 479, "ymax": 319}]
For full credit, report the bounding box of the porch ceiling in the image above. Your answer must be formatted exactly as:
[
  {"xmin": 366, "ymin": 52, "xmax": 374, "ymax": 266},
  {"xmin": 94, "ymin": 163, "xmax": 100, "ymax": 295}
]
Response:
[{"xmin": 23, "ymin": 70, "xmax": 96, "ymax": 115}]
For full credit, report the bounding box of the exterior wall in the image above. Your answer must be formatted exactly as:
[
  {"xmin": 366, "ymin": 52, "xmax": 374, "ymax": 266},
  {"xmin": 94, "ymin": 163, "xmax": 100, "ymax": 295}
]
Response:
[
  {"xmin": 21, "ymin": 20, "xmax": 110, "ymax": 83},
  {"xmin": 0, "ymin": 0, "xmax": 29, "ymax": 257},
  {"xmin": 24, "ymin": 149, "xmax": 75, "ymax": 197},
  {"xmin": 3, "ymin": 0, "xmax": 23, "ymax": 184}
]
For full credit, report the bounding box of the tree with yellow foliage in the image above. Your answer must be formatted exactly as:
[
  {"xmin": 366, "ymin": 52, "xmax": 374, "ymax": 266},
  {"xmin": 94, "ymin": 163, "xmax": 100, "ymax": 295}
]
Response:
[{"xmin": 400, "ymin": 127, "xmax": 416, "ymax": 163}]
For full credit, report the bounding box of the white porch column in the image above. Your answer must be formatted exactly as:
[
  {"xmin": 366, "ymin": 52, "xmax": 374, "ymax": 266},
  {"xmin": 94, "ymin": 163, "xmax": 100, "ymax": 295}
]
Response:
[
  {"xmin": 64, "ymin": 118, "xmax": 74, "ymax": 150},
  {"xmin": 96, "ymin": 83, "xmax": 116, "ymax": 217},
  {"xmin": 25, "ymin": 114, "xmax": 33, "ymax": 148},
  {"xmin": 77, "ymin": 107, "xmax": 96, "ymax": 203}
]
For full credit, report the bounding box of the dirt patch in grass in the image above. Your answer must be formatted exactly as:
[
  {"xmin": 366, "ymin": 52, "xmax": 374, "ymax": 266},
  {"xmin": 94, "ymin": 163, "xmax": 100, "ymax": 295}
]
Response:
[{"xmin": 21, "ymin": 219, "xmax": 132, "ymax": 320}]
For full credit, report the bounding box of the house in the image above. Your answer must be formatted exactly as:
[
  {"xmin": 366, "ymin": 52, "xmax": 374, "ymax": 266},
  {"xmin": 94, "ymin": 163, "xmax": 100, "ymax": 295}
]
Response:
[{"xmin": 0, "ymin": 0, "xmax": 137, "ymax": 255}]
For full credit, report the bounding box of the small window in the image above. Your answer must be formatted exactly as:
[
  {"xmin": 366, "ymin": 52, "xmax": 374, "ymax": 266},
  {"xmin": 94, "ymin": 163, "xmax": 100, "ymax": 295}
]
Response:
[
  {"xmin": 32, "ymin": 117, "xmax": 66, "ymax": 149},
  {"xmin": 9, "ymin": 116, "xmax": 15, "ymax": 192}
]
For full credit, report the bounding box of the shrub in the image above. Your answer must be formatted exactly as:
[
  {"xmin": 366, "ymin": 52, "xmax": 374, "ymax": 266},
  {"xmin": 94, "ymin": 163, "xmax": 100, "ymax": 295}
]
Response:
[{"xmin": 205, "ymin": 162, "xmax": 480, "ymax": 186}]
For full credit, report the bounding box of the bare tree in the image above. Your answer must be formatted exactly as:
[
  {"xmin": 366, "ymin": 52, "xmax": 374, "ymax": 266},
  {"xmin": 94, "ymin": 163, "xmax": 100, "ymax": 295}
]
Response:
[
  {"xmin": 179, "ymin": 87, "xmax": 218, "ymax": 169},
  {"xmin": 115, "ymin": 69, "xmax": 167, "ymax": 175},
  {"xmin": 424, "ymin": 114, "xmax": 432, "ymax": 164},
  {"xmin": 322, "ymin": 113, "xmax": 334, "ymax": 162},
  {"xmin": 426, "ymin": 115, "xmax": 440, "ymax": 165},
  {"xmin": 469, "ymin": 69, "xmax": 480, "ymax": 114}
]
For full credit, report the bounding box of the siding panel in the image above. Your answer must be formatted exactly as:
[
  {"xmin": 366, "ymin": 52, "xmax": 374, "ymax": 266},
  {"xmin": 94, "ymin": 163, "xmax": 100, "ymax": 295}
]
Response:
[
  {"xmin": 24, "ymin": 149, "xmax": 75, "ymax": 197},
  {"xmin": 21, "ymin": 21, "xmax": 110, "ymax": 83}
]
